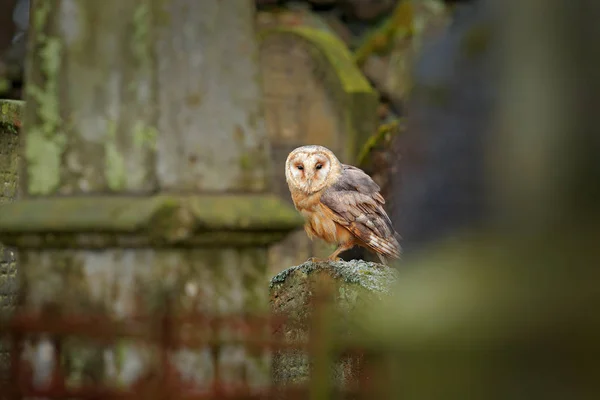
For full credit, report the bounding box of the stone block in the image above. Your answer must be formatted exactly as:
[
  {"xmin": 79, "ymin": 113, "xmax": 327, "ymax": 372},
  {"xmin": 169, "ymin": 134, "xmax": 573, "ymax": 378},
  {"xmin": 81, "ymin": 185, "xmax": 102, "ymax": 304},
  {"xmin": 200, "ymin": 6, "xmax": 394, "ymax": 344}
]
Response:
[{"xmin": 269, "ymin": 260, "xmax": 398, "ymax": 387}]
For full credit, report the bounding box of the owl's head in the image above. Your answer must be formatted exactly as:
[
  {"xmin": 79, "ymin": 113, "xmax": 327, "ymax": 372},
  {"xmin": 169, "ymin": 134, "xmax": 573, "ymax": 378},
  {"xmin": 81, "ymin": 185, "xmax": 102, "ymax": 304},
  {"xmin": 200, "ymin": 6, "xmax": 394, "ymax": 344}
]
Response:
[{"xmin": 285, "ymin": 145, "xmax": 342, "ymax": 194}]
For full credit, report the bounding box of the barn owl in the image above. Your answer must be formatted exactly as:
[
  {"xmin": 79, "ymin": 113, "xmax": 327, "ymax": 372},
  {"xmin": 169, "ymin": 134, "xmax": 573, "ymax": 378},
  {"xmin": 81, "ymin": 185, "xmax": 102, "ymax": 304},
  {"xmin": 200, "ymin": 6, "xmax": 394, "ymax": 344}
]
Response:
[{"xmin": 285, "ymin": 145, "xmax": 401, "ymax": 265}]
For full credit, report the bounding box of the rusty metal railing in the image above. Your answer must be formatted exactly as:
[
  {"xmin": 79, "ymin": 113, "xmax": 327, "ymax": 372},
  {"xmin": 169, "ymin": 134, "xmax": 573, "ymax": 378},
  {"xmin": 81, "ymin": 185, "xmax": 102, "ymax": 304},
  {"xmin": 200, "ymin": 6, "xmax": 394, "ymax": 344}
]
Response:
[{"xmin": 0, "ymin": 287, "xmax": 376, "ymax": 400}]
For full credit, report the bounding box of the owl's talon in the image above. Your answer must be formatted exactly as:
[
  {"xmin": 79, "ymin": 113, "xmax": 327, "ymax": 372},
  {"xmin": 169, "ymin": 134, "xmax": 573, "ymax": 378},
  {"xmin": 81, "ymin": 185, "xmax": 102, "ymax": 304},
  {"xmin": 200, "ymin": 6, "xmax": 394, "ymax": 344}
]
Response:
[
  {"xmin": 327, "ymin": 256, "xmax": 342, "ymax": 262},
  {"xmin": 306, "ymin": 257, "xmax": 326, "ymax": 263}
]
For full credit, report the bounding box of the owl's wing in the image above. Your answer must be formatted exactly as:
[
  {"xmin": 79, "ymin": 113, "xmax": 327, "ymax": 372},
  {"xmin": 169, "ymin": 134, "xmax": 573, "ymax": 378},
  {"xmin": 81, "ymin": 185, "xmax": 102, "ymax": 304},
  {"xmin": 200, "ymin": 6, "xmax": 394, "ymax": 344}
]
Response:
[{"xmin": 320, "ymin": 164, "xmax": 401, "ymax": 259}]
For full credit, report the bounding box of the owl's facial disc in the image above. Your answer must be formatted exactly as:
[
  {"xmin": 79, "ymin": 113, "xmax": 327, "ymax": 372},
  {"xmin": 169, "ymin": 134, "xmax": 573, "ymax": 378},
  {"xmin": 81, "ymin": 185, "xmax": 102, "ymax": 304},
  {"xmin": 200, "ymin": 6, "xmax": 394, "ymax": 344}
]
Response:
[
  {"xmin": 286, "ymin": 145, "xmax": 340, "ymax": 194},
  {"xmin": 286, "ymin": 153, "xmax": 330, "ymax": 193}
]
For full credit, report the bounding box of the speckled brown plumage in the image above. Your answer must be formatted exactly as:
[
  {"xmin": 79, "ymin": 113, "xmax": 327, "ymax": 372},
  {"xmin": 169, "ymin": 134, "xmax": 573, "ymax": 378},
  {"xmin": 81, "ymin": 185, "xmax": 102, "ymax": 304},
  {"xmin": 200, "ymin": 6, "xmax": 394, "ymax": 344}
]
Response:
[{"xmin": 285, "ymin": 145, "xmax": 401, "ymax": 265}]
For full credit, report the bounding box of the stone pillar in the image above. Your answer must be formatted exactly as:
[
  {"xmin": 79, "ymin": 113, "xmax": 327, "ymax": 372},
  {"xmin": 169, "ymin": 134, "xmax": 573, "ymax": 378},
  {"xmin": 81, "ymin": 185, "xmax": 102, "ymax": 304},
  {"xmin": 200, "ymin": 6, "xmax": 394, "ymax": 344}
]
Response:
[
  {"xmin": 0, "ymin": 99, "xmax": 22, "ymax": 387},
  {"xmin": 0, "ymin": 0, "xmax": 301, "ymax": 393},
  {"xmin": 269, "ymin": 260, "xmax": 398, "ymax": 388}
]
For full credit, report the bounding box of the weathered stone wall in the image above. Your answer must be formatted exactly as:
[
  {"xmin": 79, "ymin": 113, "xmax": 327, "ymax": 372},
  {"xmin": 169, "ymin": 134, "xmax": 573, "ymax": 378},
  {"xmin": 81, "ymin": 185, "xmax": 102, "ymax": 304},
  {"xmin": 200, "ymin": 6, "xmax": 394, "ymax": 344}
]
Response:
[
  {"xmin": 0, "ymin": 99, "xmax": 22, "ymax": 386},
  {"xmin": 0, "ymin": 0, "xmax": 302, "ymax": 392}
]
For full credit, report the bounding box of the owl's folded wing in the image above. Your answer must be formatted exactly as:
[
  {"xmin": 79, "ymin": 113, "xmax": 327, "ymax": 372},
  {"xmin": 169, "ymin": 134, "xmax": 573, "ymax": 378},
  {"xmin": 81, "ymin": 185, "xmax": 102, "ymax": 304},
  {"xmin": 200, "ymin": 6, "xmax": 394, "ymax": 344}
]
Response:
[{"xmin": 320, "ymin": 166, "xmax": 401, "ymax": 259}]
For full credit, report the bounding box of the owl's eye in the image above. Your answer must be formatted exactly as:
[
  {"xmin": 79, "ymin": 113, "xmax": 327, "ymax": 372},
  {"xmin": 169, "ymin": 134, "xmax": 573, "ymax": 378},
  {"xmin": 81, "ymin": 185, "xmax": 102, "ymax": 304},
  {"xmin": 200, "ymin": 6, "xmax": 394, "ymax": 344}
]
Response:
[
  {"xmin": 315, "ymin": 164, "xmax": 322, "ymax": 170},
  {"xmin": 297, "ymin": 165, "xmax": 304, "ymax": 170}
]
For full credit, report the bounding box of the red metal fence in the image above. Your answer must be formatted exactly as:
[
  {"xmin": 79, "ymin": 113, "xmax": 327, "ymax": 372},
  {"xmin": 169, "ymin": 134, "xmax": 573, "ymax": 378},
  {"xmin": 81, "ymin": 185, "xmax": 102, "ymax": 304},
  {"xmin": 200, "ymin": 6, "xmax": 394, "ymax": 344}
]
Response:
[{"xmin": 0, "ymin": 289, "xmax": 378, "ymax": 400}]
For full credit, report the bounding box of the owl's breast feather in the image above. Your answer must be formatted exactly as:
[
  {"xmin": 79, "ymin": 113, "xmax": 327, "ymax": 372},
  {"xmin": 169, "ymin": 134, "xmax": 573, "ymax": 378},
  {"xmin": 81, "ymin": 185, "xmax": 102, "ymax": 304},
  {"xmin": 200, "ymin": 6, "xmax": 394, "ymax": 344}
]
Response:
[
  {"xmin": 305, "ymin": 205, "xmax": 341, "ymax": 244},
  {"xmin": 291, "ymin": 190, "xmax": 341, "ymax": 244}
]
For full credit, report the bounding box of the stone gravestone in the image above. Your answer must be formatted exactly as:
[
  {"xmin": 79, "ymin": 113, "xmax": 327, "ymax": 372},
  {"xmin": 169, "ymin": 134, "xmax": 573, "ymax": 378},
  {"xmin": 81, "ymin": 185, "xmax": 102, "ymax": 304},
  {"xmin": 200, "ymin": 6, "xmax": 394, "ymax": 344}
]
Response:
[
  {"xmin": 0, "ymin": 99, "xmax": 21, "ymax": 387},
  {"xmin": 0, "ymin": 0, "xmax": 301, "ymax": 394},
  {"xmin": 259, "ymin": 27, "xmax": 379, "ymax": 275}
]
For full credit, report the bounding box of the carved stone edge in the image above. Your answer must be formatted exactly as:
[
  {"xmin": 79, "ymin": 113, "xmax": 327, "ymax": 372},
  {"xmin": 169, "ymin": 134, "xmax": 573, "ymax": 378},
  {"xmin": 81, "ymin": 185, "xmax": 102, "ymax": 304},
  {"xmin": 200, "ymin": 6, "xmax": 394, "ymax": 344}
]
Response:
[
  {"xmin": 257, "ymin": 27, "xmax": 379, "ymax": 162},
  {"xmin": 0, "ymin": 99, "xmax": 23, "ymax": 134},
  {"xmin": 259, "ymin": 27, "xmax": 372, "ymax": 94},
  {"xmin": 0, "ymin": 194, "xmax": 304, "ymax": 248}
]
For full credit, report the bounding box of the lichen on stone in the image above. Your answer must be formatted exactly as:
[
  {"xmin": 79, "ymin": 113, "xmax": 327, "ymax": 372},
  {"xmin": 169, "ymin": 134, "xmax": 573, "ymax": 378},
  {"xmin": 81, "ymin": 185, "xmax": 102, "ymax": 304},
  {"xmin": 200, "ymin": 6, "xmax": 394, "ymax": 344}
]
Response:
[
  {"xmin": 269, "ymin": 259, "xmax": 398, "ymax": 294},
  {"xmin": 25, "ymin": 0, "xmax": 67, "ymax": 195},
  {"xmin": 270, "ymin": 259, "xmax": 399, "ymax": 387},
  {"xmin": 261, "ymin": 27, "xmax": 372, "ymax": 94},
  {"xmin": 132, "ymin": 3, "xmax": 152, "ymax": 71},
  {"xmin": 0, "ymin": 100, "xmax": 24, "ymax": 134},
  {"xmin": 129, "ymin": 1, "xmax": 159, "ymax": 156},
  {"xmin": 104, "ymin": 120, "xmax": 126, "ymax": 190},
  {"xmin": 132, "ymin": 120, "xmax": 158, "ymax": 151}
]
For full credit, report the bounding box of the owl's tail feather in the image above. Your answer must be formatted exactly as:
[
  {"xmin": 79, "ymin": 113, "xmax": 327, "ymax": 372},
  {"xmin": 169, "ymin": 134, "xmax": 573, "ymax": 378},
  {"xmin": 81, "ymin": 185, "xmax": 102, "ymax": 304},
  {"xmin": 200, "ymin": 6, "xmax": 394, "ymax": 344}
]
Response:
[{"xmin": 367, "ymin": 233, "xmax": 402, "ymax": 260}]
